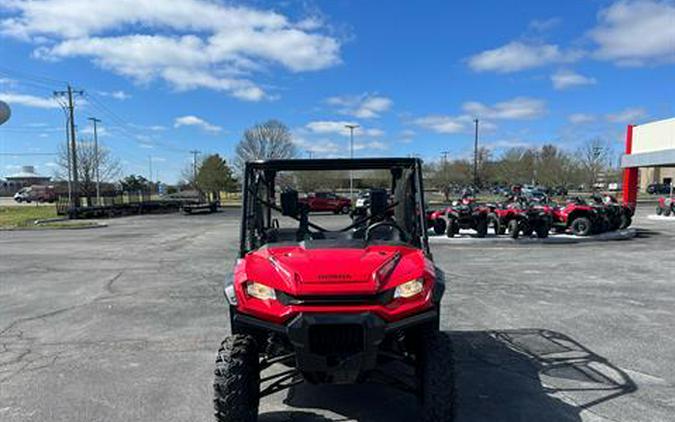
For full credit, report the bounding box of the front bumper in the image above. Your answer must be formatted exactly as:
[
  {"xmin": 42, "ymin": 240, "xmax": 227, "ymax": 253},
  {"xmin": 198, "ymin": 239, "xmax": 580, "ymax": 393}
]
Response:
[{"xmin": 231, "ymin": 308, "xmax": 438, "ymax": 383}]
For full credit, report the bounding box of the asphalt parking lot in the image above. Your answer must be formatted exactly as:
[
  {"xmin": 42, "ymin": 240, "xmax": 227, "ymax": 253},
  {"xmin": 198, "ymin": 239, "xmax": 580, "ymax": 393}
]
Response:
[{"xmin": 1, "ymin": 205, "xmax": 674, "ymax": 422}]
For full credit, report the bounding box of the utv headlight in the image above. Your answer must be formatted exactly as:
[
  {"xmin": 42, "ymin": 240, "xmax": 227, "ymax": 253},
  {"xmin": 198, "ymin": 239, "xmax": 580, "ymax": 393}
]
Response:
[
  {"xmin": 394, "ymin": 278, "xmax": 424, "ymax": 299},
  {"xmin": 246, "ymin": 282, "xmax": 276, "ymax": 301}
]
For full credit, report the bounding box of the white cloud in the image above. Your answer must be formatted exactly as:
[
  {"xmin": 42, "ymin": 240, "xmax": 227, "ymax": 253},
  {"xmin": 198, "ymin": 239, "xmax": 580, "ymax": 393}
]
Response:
[
  {"xmin": 590, "ymin": 0, "xmax": 675, "ymax": 66},
  {"xmin": 399, "ymin": 129, "xmax": 416, "ymax": 143},
  {"xmin": 1, "ymin": 0, "xmax": 341, "ymax": 101},
  {"xmin": 462, "ymin": 97, "xmax": 546, "ymax": 120},
  {"xmin": 551, "ymin": 69, "xmax": 597, "ymax": 90},
  {"xmin": 412, "ymin": 115, "xmax": 470, "ymax": 134},
  {"xmin": 568, "ymin": 113, "xmax": 596, "ymax": 124},
  {"xmin": 326, "ymin": 93, "xmax": 393, "ymax": 119},
  {"xmin": 97, "ymin": 90, "xmax": 131, "ymax": 100},
  {"xmin": 354, "ymin": 141, "xmax": 387, "ymax": 151},
  {"xmin": 606, "ymin": 107, "xmax": 647, "ymax": 123},
  {"xmin": 293, "ymin": 137, "xmax": 342, "ymax": 155},
  {"xmin": 467, "ymin": 41, "xmax": 580, "ymax": 73},
  {"xmin": 0, "ymin": 92, "xmax": 59, "ymax": 108},
  {"xmin": 305, "ymin": 120, "xmax": 357, "ymax": 135},
  {"xmin": 174, "ymin": 115, "xmax": 222, "ymax": 132},
  {"xmin": 528, "ymin": 18, "xmax": 561, "ymax": 32}
]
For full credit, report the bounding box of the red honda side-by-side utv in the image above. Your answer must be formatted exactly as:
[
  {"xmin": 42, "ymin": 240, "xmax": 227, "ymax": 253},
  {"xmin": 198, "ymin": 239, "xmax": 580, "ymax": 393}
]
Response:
[{"xmin": 214, "ymin": 158, "xmax": 453, "ymax": 422}]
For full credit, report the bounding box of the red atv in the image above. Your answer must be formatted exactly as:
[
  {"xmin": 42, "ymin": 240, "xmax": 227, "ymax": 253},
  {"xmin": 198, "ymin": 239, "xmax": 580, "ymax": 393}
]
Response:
[
  {"xmin": 550, "ymin": 198, "xmax": 600, "ymax": 236},
  {"xmin": 299, "ymin": 191, "xmax": 352, "ymax": 214},
  {"xmin": 432, "ymin": 196, "xmax": 489, "ymax": 238},
  {"xmin": 215, "ymin": 158, "xmax": 453, "ymax": 422},
  {"xmin": 488, "ymin": 200, "xmax": 552, "ymax": 239},
  {"xmin": 657, "ymin": 196, "xmax": 674, "ymax": 216}
]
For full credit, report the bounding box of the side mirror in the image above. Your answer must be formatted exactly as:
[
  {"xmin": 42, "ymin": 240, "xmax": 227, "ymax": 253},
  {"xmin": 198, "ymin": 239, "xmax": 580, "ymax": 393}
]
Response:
[{"xmin": 280, "ymin": 189, "xmax": 299, "ymax": 216}]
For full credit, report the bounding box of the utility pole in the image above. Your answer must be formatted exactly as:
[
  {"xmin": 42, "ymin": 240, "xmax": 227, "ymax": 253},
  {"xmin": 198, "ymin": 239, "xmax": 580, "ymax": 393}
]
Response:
[
  {"xmin": 88, "ymin": 117, "xmax": 101, "ymax": 205},
  {"xmin": 54, "ymin": 85, "xmax": 84, "ymax": 207},
  {"xmin": 148, "ymin": 155, "xmax": 153, "ymax": 184},
  {"xmin": 345, "ymin": 124, "xmax": 359, "ymax": 200},
  {"xmin": 473, "ymin": 119, "xmax": 479, "ymax": 188},
  {"xmin": 441, "ymin": 151, "xmax": 450, "ymax": 165},
  {"xmin": 189, "ymin": 150, "xmax": 200, "ymax": 187}
]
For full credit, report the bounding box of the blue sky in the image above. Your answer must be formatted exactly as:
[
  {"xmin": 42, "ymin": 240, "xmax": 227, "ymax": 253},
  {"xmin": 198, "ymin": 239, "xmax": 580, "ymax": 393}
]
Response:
[{"xmin": 0, "ymin": 0, "xmax": 673, "ymax": 183}]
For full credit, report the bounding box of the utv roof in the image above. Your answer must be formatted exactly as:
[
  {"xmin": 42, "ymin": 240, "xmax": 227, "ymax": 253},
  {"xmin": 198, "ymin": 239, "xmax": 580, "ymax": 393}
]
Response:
[{"xmin": 246, "ymin": 157, "xmax": 422, "ymax": 171}]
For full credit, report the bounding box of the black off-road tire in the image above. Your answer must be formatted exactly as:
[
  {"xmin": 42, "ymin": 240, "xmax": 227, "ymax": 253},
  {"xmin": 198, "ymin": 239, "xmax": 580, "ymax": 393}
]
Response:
[
  {"xmin": 418, "ymin": 331, "xmax": 454, "ymax": 422},
  {"xmin": 664, "ymin": 207, "xmax": 672, "ymax": 217},
  {"xmin": 535, "ymin": 222, "xmax": 549, "ymax": 239},
  {"xmin": 446, "ymin": 219, "xmax": 459, "ymax": 238},
  {"xmin": 570, "ymin": 217, "xmax": 592, "ymax": 236},
  {"xmin": 620, "ymin": 214, "xmax": 632, "ymax": 229},
  {"xmin": 475, "ymin": 218, "xmax": 488, "ymax": 238},
  {"xmin": 433, "ymin": 218, "xmax": 447, "ymax": 236},
  {"xmin": 487, "ymin": 213, "xmax": 500, "ymax": 235},
  {"xmin": 213, "ymin": 335, "xmax": 260, "ymax": 422},
  {"xmin": 656, "ymin": 206, "xmax": 663, "ymax": 215},
  {"xmin": 508, "ymin": 219, "xmax": 520, "ymax": 239}
]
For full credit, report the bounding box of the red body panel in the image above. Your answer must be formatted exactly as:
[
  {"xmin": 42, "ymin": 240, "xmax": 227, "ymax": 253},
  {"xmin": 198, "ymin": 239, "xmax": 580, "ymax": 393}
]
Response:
[
  {"xmin": 233, "ymin": 244, "xmax": 436, "ymax": 324},
  {"xmin": 551, "ymin": 203, "xmax": 594, "ymax": 225},
  {"xmin": 622, "ymin": 125, "xmax": 638, "ymax": 207}
]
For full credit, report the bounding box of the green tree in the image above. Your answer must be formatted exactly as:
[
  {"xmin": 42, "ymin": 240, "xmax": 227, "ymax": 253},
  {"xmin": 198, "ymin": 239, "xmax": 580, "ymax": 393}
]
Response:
[
  {"xmin": 119, "ymin": 174, "xmax": 151, "ymax": 192},
  {"xmin": 195, "ymin": 154, "xmax": 236, "ymax": 200}
]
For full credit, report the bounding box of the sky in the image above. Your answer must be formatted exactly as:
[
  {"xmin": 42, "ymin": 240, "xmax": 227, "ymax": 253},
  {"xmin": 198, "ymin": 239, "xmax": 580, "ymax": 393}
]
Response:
[{"xmin": 0, "ymin": 0, "xmax": 674, "ymax": 183}]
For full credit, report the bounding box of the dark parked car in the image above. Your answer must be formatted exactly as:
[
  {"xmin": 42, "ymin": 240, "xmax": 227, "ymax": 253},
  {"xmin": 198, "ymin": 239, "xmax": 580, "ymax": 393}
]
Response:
[{"xmin": 647, "ymin": 183, "xmax": 672, "ymax": 195}]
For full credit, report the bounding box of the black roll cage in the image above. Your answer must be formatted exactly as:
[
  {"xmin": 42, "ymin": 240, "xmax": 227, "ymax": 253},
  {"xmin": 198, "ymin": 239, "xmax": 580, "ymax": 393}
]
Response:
[{"xmin": 239, "ymin": 158, "xmax": 430, "ymax": 257}]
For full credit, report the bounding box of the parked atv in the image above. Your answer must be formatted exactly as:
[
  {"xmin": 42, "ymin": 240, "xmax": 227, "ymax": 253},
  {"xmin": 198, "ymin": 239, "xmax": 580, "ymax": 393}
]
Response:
[
  {"xmin": 590, "ymin": 194, "xmax": 633, "ymax": 230},
  {"xmin": 489, "ymin": 200, "xmax": 551, "ymax": 239},
  {"xmin": 656, "ymin": 196, "xmax": 675, "ymax": 217},
  {"xmin": 215, "ymin": 158, "xmax": 453, "ymax": 422},
  {"xmin": 426, "ymin": 208, "xmax": 448, "ymax": 235},
  {"xmin": 445, "ymin": 196, "xmax": 489, "ymax": 238},
  {"xmin": 550, "ymin": 198, "xmax": 599, "ymax": 236}
]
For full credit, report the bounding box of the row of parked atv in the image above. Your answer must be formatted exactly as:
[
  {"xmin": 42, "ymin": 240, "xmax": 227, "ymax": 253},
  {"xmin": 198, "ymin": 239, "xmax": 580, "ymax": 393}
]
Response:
[
  {"xmin": 656, "ymin": 197, "xmax": 675, "ymax": 216},
  {"xmin": 426, "ymin": 194, "xmax": 634, "ymax": 239}
]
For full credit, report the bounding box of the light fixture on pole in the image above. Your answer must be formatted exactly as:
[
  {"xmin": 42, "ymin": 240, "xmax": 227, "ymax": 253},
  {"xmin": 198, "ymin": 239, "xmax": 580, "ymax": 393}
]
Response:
[{"xmin": 345, "ymin": 123, "xmax": 359, "ymax": 199}]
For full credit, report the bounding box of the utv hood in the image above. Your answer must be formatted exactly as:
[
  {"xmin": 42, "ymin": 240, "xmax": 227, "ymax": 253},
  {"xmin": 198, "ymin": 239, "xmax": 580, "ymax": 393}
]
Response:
[{"xmin": 240, "ymin": 243, "xmax": 425, "ymax": 296}]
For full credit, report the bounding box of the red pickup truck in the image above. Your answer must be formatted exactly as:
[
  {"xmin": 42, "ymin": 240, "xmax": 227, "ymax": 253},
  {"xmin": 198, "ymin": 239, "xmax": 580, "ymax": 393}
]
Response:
[{"xmin": 299, "ymin": 192, "xmax": 352, "ymax": 214}]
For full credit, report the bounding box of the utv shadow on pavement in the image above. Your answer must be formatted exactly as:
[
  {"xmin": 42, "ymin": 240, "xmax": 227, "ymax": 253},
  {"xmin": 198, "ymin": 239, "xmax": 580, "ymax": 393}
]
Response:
[
  {"xmin": 452, "ymin": 329, "xmax": 637, "ymax": 422},
  {"xmin": 261, "ymin": 329, "xmax": 635, "ymax": 422}
]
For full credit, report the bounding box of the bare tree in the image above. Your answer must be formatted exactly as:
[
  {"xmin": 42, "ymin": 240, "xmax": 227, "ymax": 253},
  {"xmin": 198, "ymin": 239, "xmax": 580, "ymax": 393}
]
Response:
[
  {"xmin": 234, "ymin": 120, "xmax": 297, "ymax": 173},
  {"xmin": 578, "ymin": 138, "xmax": 612, "ymax": 190},
  {"xmin": 56, "ymin": 141, "xmax": 121, "ymax": 204}
]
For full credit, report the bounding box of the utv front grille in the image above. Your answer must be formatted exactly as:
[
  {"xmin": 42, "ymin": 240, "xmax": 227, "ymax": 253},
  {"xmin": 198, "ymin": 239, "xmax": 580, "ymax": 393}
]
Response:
[
  {"xmin": 308, "ymin": 324, "xmax": 364, "ymax": 356},
  {"xmin": 277, "ymin": 291, "xmax": 394, "ymax": 306}
]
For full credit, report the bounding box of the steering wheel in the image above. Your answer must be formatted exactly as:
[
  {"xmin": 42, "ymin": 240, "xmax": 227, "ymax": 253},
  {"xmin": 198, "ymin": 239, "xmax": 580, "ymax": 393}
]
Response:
[{"xmin": 365, "ymin": 221, "xmax": 408, "ymax": 243}]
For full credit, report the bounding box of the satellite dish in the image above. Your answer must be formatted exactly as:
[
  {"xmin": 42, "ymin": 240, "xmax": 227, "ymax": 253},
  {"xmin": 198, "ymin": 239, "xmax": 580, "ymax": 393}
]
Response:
[{"xmin": 0, "ymin": 100, "xmax": 10, "ymax": 126}]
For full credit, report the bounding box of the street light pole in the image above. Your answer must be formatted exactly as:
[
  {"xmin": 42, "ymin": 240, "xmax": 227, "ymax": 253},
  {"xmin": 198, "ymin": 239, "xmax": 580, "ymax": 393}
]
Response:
[
  {"xmin": 473, "ymin": 119, "xmax": 479, "ymax": 188},
  {"xmin": 345, "ymin": 124, "xmax": 359, "ymax": 200},
  {"xmin": 88, "ymin": 117, "xmax": 101, "ymax": 205}
]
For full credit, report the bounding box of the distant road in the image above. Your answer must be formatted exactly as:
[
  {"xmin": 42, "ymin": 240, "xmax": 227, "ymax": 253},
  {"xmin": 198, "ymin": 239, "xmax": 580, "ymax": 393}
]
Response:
[{"xmin": 0, "ymin": 196, "xmax": 53, "ymax": 207}]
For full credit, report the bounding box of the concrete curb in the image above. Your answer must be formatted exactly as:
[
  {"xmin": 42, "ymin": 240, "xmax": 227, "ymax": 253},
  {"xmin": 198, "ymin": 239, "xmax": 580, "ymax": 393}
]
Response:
[
  {"xmin": 647, "ymin": 215, "xmax": 675, "ymax": 221},
  {"xmin": 428, "ymin": 228, "xmax": 637, "ymax": 245}
]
